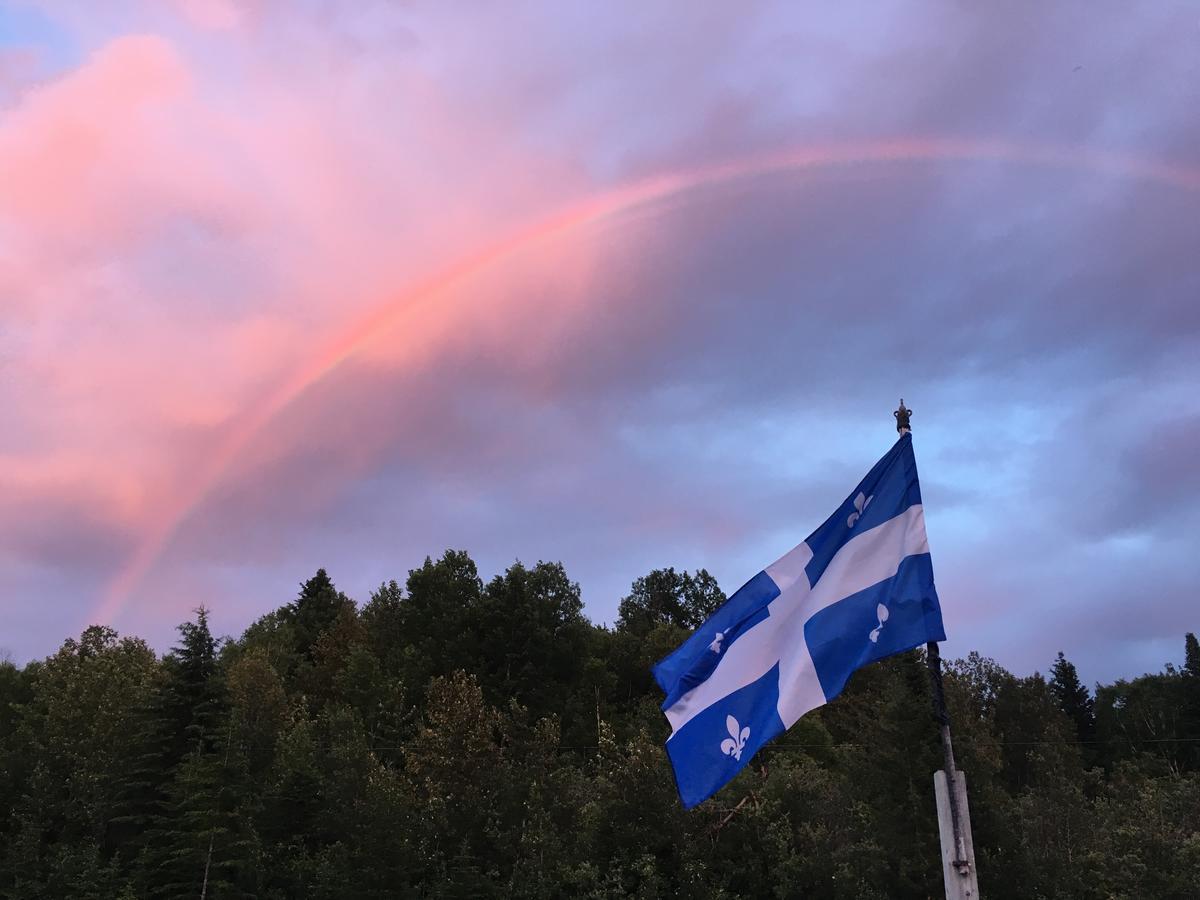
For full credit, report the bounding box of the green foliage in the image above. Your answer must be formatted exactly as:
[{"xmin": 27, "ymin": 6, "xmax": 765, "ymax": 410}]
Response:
[
  {"xmin": 615, "ymin": 567, "xmax": 724, "ymax": 637},
  {"xmin": 287, "ymin": 569, "xmax": 353, "ymax": 663},
  {"xmin": 1, "ymin": 626, "xmax": 157, "ymax": 894},
  {"xmin": 1049, "ymin": 650, "xmax": 1096, "ymax": 746},
  {"xmin": 1185, "ymin": 633, "xmax": 1200, "ymax": 772},
  {"xmin": 1, "ymin": 556, "xmax": 1197, "ymax": 898},
  {"xmin": 1095, "ymin": 663, "xmax": 1190, "ymax": 775}
]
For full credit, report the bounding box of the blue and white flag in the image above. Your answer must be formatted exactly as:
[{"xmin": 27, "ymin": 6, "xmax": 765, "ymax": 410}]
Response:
[{"xmin": 655, "ymin": 433, "xmax": 944, "ymax": 808}]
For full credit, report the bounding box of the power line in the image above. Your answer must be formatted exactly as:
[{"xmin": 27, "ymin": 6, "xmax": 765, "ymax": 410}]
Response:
[{"xmin": 276, "ymin": 735, "xmax": 1200, "ymax": 753}]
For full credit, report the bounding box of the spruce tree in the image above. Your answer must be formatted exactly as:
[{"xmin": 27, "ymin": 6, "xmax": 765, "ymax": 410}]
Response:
[
  {"xmin": 138, "ymin": 609, "xmax": 259, "ymax": 898},
  {"xmin": 147, "ymin": 742, "xmax": 260, "ymax": 900},
  {"xmin": 286, "ymin": 569, "xmax": 351, "ymax": 661},
  {"xmin": 1183, "ymin": 633, "xmax": 1200, "ymax": 770},
  {"xmin": 1185, "ymin": 633, "xmax": 1200, "ymax": 680},
  {"xmin": 106, "ymin": 679, "xmax": 173, "ymax": 876},
  {"xmin": 1049, "ymin": 651, "xmax": 1096, "ymax": 744}
]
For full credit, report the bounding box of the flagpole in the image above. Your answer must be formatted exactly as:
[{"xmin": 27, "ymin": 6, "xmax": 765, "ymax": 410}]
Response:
[{"xmin": 895, "ymin": 400, "xmax": 978, "ymax": 898}]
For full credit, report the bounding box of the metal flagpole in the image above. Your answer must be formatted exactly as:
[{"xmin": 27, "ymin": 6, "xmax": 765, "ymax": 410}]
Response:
[{"xmin": 894, "ymin": 400, "xmax": 980, "ymax": 899}]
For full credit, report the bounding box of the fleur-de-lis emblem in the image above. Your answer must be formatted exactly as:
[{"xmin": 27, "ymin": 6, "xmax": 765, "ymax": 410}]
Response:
[
  {"xmin": 869, "ymin": 603, "xmax": 889, "ymax": 643},
  {"xmin": 709, "ymin": 631, "xmax": 725, "ymax": 654},
  {"xmin": 720, "ymin": 715, "xmax": 750, "ymax": 761},
  {"xmin": 846, "ymin": 492, "xmax": 873, "ymax": 528}
]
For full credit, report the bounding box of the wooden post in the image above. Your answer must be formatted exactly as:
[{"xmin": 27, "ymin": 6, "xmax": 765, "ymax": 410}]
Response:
[
  {"xmin": 896, "ymin": 400, "xmax": 980, "ymax": 898},
  {"xmin": 935, "ymin": 769, "xmax": 980, "ymax": 899},
  {"xmin": 928, "ymin": 643, "xmax": 980, "ymax": 898}
]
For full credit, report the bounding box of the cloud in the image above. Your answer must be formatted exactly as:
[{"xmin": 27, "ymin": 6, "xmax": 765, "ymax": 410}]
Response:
[{"xmin": 2, "ymin": 2, "xmax": 1198, "ymax": 688}]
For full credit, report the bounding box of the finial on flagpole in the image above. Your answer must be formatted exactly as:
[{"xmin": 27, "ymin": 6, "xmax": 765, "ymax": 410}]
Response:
[{"xmin": 894, "ymin": 399, "xmax": 912, "ymax": 434}]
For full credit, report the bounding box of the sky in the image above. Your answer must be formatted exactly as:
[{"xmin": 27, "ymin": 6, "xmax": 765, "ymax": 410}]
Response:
[{"xmin": 1, "ymin": 0, "xmax": 1197, "ymax": 686}]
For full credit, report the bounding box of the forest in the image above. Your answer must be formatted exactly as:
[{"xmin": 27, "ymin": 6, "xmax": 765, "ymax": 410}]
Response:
[{"xmin": 1, "ymin": 552, "xmax": 1197, "ymax": 899}]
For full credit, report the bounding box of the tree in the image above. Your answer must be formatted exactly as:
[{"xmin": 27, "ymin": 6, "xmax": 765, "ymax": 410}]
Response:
[
  {"xmin": 144, "ymin": 743, "xmax": 261, "ymax": 900},
  {"xmin": 2, "ymin": 627, "xmax": 157, "ymax": 893},
  {"xmin": 466, "ymin": 561, "xmax": 592, "ymax": 722},
  {"xmin": 608, "ymin": 568, "xmax": 726, "ymax": 710},
  {"xmin": 226, "ymin": 651, "xmax": 289, "ymax": 779},
  {"xmin": 285, "ymin": 569, "xmax": 352, "ymax": 663},
  {"xmin": 129, "ymin": 609, "xmax": 261, "ymax": 899},
  {"xmin": 993, "ymin": 671, "xmax": 1081, "ymax": 793},
  {"xmin": 163, "ymin": 608, "xmax": 224, "ymax": 758},
  {"xmin": 1049, "ymin": 651, "xmax": 1096, "ymax": 745},
  {"xmin": 1095, "ymin": 668, "xmax": 1187, "ymax": 775},
  {"xmin": 1181, "ymin": 633, "xmax": 1200, "ymax": 771},
  {"xmin": 361, "ymin": 579, "xmax": 406, "ymax": 677},
  {"xmin": 615, "ymin": 567, "xmax": 724, "ymax": 637},
  {"xmin": 6, "ymin": 552, "xmax": 1200, "ymax": 897},
  {"xmin": 1087, "ymin": 765, "xmax": 1200, "ymax": 898},
  {"xmin": 391, "ymin": 551, "xmax": 483, "ymax": 693},
  {"xmin": 817, "ymin": 651, "xmax": 944, "ymax": 898},
  {"xmin": 0, "ymin": 658, "xmax": 31, "ymax": 872}
]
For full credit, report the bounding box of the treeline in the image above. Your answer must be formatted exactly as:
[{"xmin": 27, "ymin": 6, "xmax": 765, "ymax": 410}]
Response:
[{"xmin": 1, "ymin": 552, "xmax": 1198, "ymax": 898}]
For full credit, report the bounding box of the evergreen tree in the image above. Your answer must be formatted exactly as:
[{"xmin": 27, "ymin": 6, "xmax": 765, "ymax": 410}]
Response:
[
  {"xmin": 1049, "ymin": 650, "xmax": 1096, "ymax": 745},
  {"xmin": 1182, "ymin": 633, "xmax": 1200, "ymax": 770},
  {"xmin": 136, "ymin": 610, "xmax": 259, "ymax": 898},
  {"xmin": 146, "ymin": 740, "xmax": 261, "ymax": 900},
  {"xmin": 361, "ymin": 579, "xmax": 406, "ymax": 677},
  {"xmin": 106, "ymin": 671, "xmax": 174, "ymax": 876},
  {"xmin": 164, "ymin": 607, "xmax": 223, "ymax": 758},
  {"xmin": 286, "ymin": 569, "xmax": 352, "ymax": 662}
]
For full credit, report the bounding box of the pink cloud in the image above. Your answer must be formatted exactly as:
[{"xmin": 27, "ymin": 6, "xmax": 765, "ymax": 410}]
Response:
[
  {"xmin": 3, "ymin": 0, "xmax": 1198, "ymax": 690},
  {"xmin": 171, "ymin": 0, "xmax": 245, "ymax": 31},
  {"xmin": 0, "ymin": 35, "xmax": 194, "ymax": 237},
  {"xmin": 0, "ymin": 9, "xmax": 605, "ymax": 637}
]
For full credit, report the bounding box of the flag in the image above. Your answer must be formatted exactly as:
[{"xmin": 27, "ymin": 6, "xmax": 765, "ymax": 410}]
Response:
[{"xmin": 655, "ymin": 433, "xmax": 944, "ymax": 808}]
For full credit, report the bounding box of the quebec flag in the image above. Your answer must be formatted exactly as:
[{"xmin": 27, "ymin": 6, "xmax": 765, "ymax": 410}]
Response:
[{"xmin": 655, "ymin": 433, "xmax": 944, "ymax": 808}]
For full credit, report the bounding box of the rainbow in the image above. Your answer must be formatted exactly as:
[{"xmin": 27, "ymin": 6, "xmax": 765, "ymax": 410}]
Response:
[{"xmin": 92, "ymin": 136, "xmax": 1200, "ymax": 627}]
